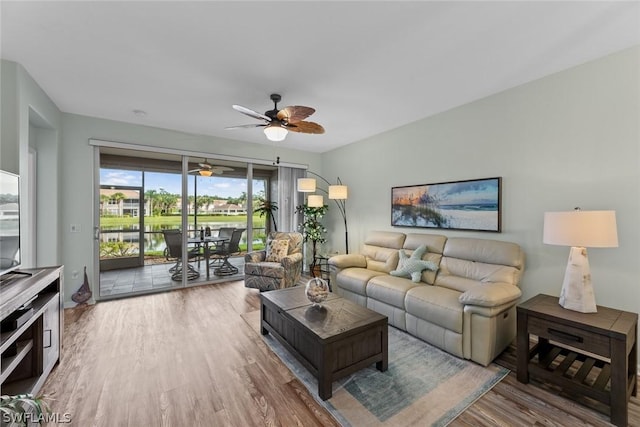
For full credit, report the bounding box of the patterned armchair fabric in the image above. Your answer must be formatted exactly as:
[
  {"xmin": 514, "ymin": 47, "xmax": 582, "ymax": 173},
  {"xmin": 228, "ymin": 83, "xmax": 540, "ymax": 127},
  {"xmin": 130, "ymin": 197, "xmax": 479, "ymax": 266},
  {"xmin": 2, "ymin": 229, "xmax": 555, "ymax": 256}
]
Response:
[{"xmin": 244, "ymin": 232, "xmax": 303, "ymax": 291}]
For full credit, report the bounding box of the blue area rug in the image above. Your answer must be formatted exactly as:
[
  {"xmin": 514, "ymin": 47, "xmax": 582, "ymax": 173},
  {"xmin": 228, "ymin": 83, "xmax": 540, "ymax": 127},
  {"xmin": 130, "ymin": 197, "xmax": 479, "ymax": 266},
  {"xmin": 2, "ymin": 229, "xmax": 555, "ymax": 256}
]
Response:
[{"xmin": 261, "ymin": 324, "xmax": 509, "ymax": 426}]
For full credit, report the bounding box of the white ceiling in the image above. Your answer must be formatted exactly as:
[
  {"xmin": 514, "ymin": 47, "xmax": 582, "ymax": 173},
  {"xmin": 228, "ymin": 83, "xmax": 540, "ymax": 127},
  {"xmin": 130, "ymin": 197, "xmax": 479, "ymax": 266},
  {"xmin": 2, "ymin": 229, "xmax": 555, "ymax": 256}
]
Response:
[{"xmin": 1, "ymin": 1, "xmax": 639, "ymax": 153}]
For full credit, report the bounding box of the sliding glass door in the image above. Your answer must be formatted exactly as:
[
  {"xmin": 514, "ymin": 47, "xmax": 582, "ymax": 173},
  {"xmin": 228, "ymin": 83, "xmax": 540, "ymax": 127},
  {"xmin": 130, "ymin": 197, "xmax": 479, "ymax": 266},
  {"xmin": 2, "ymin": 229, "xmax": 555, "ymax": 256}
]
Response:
[
  {"xmin": 96, "ymin": 147, "xmax": 278, "ymax": 300},
  {"xmin": 98, "ymin": 183, "xmax": 143, "ymax": 271}
]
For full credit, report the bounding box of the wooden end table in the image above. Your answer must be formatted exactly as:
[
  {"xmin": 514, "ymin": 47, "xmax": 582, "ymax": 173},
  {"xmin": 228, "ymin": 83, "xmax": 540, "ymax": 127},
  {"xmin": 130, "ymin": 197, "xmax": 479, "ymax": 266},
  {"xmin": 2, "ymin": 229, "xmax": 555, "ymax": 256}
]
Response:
[{"xmin": 517, "ymin": 294, "xmax": 637, "ymax": 426}]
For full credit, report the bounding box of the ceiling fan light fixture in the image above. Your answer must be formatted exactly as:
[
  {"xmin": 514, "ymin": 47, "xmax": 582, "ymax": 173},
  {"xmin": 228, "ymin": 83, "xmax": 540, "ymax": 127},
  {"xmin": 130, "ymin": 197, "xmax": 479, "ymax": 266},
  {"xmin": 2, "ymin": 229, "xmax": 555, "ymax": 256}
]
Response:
[
  {"xmin": 263, "ymin": 124, "xmax": 288, "ymax": 142},
  {"xmin": 199, "ymin": 169, "xmax": 213, "ymax": 177}
]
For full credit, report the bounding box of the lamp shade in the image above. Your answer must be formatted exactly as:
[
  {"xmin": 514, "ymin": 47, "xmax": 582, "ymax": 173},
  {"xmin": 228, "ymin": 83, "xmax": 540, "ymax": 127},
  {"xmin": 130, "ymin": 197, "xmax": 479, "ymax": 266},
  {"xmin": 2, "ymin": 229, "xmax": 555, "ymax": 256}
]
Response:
[
  {"xmin": 199, "ymin": 169, "xmax": 213, "ymax": 177},
  {"xmin": 297, "ymin": 178, "xmax": 316, "ymax": 192},
  {"xmin": 328, "ymin": 184, "xmax": 348, "ymax": 200},
  {"xmin": 308, "ymin": 194, "xmax": 324, "ymax": 207},
  {"xmin": 263, "ymin": 125, "xmax": 288, "ymax": 142},
  {"xmin": 543, "ymin": 210, "xmax": 618, "ymax": 248}
]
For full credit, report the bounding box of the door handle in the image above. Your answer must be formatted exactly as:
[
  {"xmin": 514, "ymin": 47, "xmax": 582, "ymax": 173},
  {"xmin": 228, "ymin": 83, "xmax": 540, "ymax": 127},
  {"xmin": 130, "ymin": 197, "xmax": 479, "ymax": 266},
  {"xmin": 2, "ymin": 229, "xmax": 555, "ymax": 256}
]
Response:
[{"xmin": 44, "ymin": 329, "xmax": 52, "ymax": 348}]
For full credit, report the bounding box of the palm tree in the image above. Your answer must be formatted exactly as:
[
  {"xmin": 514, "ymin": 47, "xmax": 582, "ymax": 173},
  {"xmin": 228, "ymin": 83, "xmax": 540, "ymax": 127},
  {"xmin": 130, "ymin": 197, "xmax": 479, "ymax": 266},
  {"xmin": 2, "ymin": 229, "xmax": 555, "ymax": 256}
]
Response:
[
  {"xmin": 144, "ymin": 189, "xmax": 158, "ymax": 216},
  {"xmin": 255, "ymin": 200, "xmax": 278, "ymax": 232},
  {"xmin": 100, "ymin": 194, "xmax": 110, "ymax": 215},
  {"xmin": 156, "ymin": 189, "xmax": 178, "ymax": 216},
  {"xmin": 111, "ymin": 192, "xmax": 127, "ymax": 217}
]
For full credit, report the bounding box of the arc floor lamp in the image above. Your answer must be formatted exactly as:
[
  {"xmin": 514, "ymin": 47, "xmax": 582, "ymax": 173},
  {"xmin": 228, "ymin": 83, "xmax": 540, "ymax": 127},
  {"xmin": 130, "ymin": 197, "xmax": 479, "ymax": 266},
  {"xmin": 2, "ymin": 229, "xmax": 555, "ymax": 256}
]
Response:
[{"xmin": 297, "ymin": 172, "xmax": 349, "ymax": 254}]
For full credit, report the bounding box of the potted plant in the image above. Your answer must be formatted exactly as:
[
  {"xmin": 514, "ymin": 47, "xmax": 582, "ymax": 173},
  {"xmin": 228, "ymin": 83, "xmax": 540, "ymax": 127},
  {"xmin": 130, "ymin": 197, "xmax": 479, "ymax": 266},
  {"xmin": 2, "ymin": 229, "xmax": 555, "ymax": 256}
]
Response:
[
  {"xmin": 295, "ymin": 203, "xmax": 329, "ymax": 272},
  {"xmin": 254, "ymin": 199, "xmax": 278, "ymax": 233},
  {"xmin": 0, "ymin": 393, "xmax": 50, "ymax": 426}
]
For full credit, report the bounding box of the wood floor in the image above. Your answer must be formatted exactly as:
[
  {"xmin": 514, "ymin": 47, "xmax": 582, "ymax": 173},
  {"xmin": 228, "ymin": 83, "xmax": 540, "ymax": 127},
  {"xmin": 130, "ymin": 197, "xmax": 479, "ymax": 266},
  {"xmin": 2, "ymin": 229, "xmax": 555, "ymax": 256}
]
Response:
[{"xmin": 41, "ymin": 280, "xmax": 639, "ymax": 426}]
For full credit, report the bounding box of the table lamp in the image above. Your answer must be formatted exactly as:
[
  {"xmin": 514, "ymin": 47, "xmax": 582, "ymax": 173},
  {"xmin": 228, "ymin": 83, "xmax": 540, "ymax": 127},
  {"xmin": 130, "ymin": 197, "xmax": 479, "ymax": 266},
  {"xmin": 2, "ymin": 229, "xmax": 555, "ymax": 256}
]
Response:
[{"xmin": 543, "ymin": 209, "xmax": 618, "ymax": 313}]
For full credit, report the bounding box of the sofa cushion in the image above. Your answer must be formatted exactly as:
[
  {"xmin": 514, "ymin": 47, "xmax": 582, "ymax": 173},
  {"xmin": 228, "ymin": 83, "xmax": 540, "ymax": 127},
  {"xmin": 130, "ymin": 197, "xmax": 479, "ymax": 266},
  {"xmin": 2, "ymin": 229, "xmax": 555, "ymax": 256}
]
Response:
[
  {"xmin": 336, "ymin": 268, "xmax": 386, "ymax": 297},
  {"xmin": 367, "ymin": 275, "xmax": 420, "ymax": 309},
  {"xmin": 328, "ymin": 253, "xmax": 366, "ymax": 269},
  {"xmin": 361, "ymin": 231, "xmax": 405, "ymax": 273},
  {"xmin": 403, "ymin": 233, "xmax": 447, "ymax": 255},
  {"xmin": 364, "ymin": 230, "xmax": 406, "ymax": 248},
  {"xmin": 459, "ymin": 282, "xmax": 522, "ymax": 307},
  {"xmin": 362, "ymin": 246, "xmax": 400, "ymax": 273},
  {"xmin": 405, "ymin": 285, "xmax": 463, "ymax": 334},
  {"xmin": 437, "ymin": 258, "xmax": 522, "ymax": 292},
  {"xmin": 435, "ymin": 237, "xmax": 525, "ymax": 292},
  {"xmin": 443, "ymin": 237, "xmax": 523, "ymax": 268}
]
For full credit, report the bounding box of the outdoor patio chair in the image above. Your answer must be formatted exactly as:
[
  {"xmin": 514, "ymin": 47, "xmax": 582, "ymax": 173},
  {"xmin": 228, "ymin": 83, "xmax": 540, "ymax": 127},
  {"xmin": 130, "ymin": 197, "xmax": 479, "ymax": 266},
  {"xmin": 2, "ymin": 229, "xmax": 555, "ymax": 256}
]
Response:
[
  {"xmin": 163, "ymin": 229, "xmax": 200, "ymax": 281},
  {"xmin": 212, "ymin": 228, "xmax": 245, "ymax": 276},
  {"xmin": 209, "ymin": 227, "xmax": 235, "ymax": 267}
]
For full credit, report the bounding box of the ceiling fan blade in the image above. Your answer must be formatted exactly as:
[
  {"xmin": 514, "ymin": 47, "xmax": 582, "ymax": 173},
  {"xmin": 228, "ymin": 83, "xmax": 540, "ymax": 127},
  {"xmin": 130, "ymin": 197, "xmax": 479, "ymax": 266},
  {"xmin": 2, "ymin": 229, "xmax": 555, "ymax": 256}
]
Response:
[
  {"xmin": 211, "ymin": 166, "xmax": 234, "ymax": 173},
  {"xmin": 224, "ymin": 123, "xmax": 268, "ymax": 130},
  {"xmin": 277, "ymin": 106, "xmax": 315, "ymax": 124},
  {"xmin": 232, "ymin": 105, "xmax": 271, "ymax": 122},
  {"xmin": 286, "ymin": 121, "xmax": 325, "ymax": 134}
]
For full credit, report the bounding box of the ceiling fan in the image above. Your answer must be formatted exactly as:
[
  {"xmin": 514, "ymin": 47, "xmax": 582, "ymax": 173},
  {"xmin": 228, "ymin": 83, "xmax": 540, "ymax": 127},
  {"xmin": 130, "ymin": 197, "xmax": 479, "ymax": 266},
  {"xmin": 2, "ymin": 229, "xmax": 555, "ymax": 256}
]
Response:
[
  {"xmin": 225, "ymin": 93, "xmax": 325, "ymax": 142},
  {"xmin": 189, "ymin": 159, "xmax": 233, "ymax": 177}
]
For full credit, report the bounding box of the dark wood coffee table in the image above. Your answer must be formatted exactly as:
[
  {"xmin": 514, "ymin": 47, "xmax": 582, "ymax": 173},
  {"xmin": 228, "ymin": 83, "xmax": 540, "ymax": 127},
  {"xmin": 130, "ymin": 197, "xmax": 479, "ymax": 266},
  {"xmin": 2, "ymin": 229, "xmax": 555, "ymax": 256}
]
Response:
[{"xmin": 260, "ymin": 286, "xmax": 388, "ymax": 400}]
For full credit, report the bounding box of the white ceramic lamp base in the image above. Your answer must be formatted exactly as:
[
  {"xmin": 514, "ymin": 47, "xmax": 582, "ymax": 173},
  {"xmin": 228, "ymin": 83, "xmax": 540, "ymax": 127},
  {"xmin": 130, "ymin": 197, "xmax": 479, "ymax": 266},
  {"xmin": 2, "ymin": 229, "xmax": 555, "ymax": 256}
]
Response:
[{"xmin": 559, "ymin": 246, "xmax": 597, "ymax": 313}]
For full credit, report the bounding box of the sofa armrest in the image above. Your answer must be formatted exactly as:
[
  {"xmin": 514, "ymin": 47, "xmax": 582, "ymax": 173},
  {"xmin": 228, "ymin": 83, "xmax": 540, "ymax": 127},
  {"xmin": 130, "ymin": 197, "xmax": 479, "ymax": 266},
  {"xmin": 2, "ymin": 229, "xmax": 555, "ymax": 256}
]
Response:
[
  {"xmin": 245, "ymin": 250, "xmax": 266, "ymax": 263},
  {"xmin": 459, "ymin": 282, "xmax": 522, "ymax": 308},
  {"xmin": 328, "ymin": 253, "xmax": 367, "ymax": 269},
  {"xmin": 281, "ymin": 252, "xmax": 303, "ymax": 269}
]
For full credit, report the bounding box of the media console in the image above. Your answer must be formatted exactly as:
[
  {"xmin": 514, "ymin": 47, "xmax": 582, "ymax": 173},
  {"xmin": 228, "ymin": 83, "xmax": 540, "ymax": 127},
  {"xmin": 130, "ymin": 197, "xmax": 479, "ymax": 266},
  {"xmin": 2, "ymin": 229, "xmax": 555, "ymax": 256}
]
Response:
[{"xmin": 0, "ymin": 266, "xmax": 63, "ymax": 396}]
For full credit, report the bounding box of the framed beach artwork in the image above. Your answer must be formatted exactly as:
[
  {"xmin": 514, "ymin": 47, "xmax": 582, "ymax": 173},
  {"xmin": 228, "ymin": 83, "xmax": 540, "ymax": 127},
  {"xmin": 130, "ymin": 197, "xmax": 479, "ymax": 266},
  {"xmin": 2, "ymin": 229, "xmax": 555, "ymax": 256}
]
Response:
[{"xmin": 391, "ymin": 177, "xmax": 502, "ymax": 232}]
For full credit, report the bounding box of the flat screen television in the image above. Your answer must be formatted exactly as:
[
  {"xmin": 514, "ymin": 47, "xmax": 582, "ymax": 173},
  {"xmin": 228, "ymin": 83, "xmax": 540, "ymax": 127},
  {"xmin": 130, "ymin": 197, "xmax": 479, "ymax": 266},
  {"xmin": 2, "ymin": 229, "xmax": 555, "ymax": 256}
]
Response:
[{"xmin": 0, "ymin": 170, "xmax": 21, "ymax": 277}]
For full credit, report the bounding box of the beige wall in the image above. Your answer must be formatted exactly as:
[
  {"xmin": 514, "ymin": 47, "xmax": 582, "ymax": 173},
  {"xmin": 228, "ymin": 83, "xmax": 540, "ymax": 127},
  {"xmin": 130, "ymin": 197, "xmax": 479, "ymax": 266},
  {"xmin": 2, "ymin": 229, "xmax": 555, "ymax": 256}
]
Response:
[
  {"xmin": 60, "ymin": 113, "xmax": 322, "ymax": 304},
  {"xmin": 4, "ymin": 45, "xmax": 639, "ymax": 362},
  {"xmin": 321, "ymin": 46, "xmax": 640, "ymax": 322},
  {"xmin": 0, "ymin": 59, "xmax": 62, "ymax": 268}
]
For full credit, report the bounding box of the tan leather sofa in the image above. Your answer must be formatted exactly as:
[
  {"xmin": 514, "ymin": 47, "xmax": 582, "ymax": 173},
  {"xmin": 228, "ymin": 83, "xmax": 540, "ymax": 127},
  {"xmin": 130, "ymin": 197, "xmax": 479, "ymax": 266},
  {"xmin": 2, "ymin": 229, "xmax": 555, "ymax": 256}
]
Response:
[{"xmin": 329, "ymin": 231, "xmax": 525, "ymax": 366}]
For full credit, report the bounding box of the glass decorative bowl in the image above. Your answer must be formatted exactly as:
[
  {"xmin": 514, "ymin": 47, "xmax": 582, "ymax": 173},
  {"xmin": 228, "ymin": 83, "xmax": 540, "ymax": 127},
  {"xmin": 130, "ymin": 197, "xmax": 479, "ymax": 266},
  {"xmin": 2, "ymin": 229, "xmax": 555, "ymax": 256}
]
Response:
[{"xmin": 305, "ymin": 277, "xmax": 330, "ymax": 305}]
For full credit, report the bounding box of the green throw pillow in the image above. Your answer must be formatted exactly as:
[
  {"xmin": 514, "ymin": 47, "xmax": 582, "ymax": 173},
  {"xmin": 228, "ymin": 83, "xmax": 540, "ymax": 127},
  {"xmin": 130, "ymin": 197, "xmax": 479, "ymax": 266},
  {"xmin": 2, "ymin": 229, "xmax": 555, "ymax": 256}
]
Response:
[{"xmin": 390, "ymin": 244, "xmax": 438, "ymax": 282}]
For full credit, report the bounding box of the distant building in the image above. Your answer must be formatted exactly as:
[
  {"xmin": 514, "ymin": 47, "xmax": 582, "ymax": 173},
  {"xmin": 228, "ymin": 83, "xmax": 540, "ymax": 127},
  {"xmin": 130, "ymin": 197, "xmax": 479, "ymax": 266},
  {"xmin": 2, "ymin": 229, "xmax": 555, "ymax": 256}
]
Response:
[
  {"xmin": 100, "ymin": 189, "xmax": 143, "ymax": 217},
  {"xmin": 100, "ymin": 190, "xmax": 246, "ymax": 217},
  {"xmin": 0, "ymin": 202, "xmax": 19, "ymax": 220},
  {"xmin": 211, "ymin": 203, "xmax": 246, "ymax": 216}
]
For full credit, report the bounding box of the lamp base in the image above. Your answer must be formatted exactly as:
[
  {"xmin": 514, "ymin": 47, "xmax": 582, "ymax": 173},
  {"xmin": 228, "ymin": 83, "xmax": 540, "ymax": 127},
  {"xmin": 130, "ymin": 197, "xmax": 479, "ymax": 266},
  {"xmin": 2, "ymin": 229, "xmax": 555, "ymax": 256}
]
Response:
[{"xmin": 559, "ymin": 246, "xmax": 597, "ymax": 313}]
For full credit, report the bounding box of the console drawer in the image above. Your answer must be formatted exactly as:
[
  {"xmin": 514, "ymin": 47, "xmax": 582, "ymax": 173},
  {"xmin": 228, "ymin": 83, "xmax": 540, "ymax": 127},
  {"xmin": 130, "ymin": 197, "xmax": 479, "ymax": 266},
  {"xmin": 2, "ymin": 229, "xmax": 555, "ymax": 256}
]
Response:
[{"xmin": 528, "ymin": 316, "xmax": 610, "ymax": 357}]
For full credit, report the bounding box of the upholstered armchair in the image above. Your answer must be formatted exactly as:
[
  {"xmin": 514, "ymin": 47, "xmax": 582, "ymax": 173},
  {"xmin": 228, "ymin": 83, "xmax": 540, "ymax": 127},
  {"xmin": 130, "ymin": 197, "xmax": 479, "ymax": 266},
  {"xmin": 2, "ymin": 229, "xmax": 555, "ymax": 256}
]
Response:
[{"xmin": 244, "ymin": 231, "xmax": 303, "ymax": 291}]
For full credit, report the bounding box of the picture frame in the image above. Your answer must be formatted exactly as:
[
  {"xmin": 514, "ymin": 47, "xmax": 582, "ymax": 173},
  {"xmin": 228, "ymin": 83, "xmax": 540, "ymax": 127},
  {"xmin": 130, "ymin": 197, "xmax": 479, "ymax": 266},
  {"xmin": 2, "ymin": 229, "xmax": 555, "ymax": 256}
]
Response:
[{"xmin": 391, "ymin": 177, "xmax": 501, "ymax": 232}]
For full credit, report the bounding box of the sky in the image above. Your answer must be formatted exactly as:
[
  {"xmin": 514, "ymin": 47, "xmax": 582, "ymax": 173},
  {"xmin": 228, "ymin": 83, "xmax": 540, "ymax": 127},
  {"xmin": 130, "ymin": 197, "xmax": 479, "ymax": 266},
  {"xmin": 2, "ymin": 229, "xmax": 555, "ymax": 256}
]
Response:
[
  {"xmin": 0, "ymin": 171, "xmax": 19, "ymax": 196},
  {"xmin": 100, "ymin": 169, "xmax": 265, "ymax": 199}
]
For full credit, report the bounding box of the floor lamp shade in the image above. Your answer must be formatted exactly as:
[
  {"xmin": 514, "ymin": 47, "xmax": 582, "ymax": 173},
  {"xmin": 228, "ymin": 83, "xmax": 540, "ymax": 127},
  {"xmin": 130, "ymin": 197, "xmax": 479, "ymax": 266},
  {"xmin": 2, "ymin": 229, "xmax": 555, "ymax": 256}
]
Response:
[
  {"xmin": 307, "ymin": 194, "xmax": 324, "ymax": 207},
  {"xmin": 543, "ymin": 210, "xmax": 618, "ymax": 313},
  {"xmin": 328, "ymin": 185, "xmax": 348, "ymax": 200},
  {"xmin": 297, "ymin": 178, "xmax": 316, "ymax": 192},
  {"xmin": 296, "ymin": 171, "xmax": 350, "ymax": 254}
]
